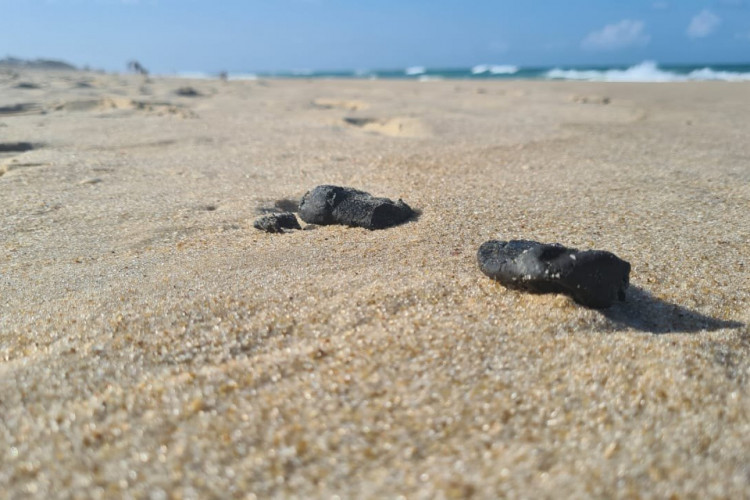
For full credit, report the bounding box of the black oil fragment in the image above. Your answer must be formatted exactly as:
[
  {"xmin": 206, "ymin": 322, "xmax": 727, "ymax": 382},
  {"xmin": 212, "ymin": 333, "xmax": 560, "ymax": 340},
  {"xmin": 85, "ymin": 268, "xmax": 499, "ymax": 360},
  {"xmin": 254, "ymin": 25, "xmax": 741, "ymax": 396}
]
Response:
[
  {"xmin": 253, "ymin": 212, "xmax": 301, "ymax": 233},
  {"xmin": 298, "ymin": 185, "xmax": 414, "ymax": 230},
  {"xmin": 477, "ymin": 239, "xmax": 630, "ymax": 309}
]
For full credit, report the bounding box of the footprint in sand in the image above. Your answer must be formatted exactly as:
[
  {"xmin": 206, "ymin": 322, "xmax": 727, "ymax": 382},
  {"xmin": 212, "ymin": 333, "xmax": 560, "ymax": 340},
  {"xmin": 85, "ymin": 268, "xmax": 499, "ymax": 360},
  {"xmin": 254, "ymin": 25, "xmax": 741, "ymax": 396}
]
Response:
[
  {"xmin": 0, "ymin": 143, "xmax": 36, "ymax": 174},
  {"xmin": 569, "ymin": 94, "xmax": 611, "ymax": 105},
  {"xmin": 0, "ymin": 142, "xmax": 43, "ymax": 176},
  {"xmin": 342, "ymin": 116, "xmax": 429, "ymax": 138},
  {"xmin": 0, "ymin": 98, "xmax": 196, "ymax": 118},
  {"xmin": 14, "ymin": 82, "xmax": 42, "ymax": 89},
  {"xmin": 175, "ymin": 86, "xmax": 203, "ymax": 97},
  {"xmin": 52, "ymin": 98, "xmax": 197, "ymax": 118},
  {"xmin": 0, "ymin": 156, "xmax": 50, "ymax": 178},
  {"xmin": 0, "ymin": 142, "xmax": 35, "ymax": 153},
  {"xmin": 312, "ymin": 98, "xmax": 369, "ymax": 111},
  {"xmin": 0, "ymin": 145, "xmax": 60, "ymax": 178},
  {"xmin": 0, "ymin": 103, "xmax": 44, "ymax": 116}
]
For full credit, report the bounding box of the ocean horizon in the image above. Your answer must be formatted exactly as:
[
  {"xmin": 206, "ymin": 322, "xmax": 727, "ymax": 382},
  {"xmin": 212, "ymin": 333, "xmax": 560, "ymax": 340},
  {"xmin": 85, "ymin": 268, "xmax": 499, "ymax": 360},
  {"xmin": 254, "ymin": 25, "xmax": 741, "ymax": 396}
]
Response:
[{"xmin": 174, "ymin": 60, "xmax": 750, "ymax": 83}]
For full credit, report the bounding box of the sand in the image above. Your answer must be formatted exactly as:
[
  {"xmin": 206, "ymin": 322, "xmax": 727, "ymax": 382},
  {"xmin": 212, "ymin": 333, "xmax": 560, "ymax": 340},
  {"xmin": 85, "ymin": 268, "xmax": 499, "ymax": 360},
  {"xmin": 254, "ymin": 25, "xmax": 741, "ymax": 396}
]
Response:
[{"xmin": 1, "ymin": 69, "xmax": 748, "ymax": 498}]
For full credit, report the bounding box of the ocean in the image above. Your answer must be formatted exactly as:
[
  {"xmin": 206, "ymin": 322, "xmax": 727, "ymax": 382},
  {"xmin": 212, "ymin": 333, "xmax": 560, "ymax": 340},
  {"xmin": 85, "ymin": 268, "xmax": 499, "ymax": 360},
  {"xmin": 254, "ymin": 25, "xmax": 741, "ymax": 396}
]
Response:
[{"xmin": 203, "ymin": 61, "xmax": 750, "ymax": 82}]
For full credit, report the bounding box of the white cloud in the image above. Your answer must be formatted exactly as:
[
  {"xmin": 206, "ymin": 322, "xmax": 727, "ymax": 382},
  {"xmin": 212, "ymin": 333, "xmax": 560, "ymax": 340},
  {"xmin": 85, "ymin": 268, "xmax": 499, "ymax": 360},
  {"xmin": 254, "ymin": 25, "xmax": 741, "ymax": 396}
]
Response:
[
  {"xmin": 687, "ymin": 10, "xmax": 721, "ymax": 38},
  {"xmin": 581, "ymin": 20, "xmax": 651, "ymax": 51}
]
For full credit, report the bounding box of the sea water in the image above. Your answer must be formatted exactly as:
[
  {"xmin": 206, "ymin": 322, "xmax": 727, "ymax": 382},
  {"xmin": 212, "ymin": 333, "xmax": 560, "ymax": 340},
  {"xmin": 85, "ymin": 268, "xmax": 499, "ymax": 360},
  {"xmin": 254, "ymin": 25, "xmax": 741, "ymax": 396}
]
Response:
[{"xmin": 178, "ymin": 61, "xmax": 750, "ymax": 82}]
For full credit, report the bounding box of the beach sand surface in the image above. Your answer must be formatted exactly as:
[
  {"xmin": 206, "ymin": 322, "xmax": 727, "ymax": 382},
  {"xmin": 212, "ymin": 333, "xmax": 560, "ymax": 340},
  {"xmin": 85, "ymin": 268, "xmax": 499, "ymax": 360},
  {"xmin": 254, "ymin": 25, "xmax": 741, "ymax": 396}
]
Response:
[{"xmin": 1, "ymin": 70, "xmax": 749, "ymax": 498}]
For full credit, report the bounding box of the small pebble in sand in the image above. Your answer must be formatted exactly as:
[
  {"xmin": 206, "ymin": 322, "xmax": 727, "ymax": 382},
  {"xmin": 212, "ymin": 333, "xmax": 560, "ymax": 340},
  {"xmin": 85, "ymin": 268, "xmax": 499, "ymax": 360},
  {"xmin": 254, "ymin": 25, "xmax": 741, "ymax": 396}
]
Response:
[
  {"xmin": 477, "ymin": 239, "xmax": 630, "ymax": 308},
  {"xmin": 175, "ymin": 86, "xmax": 202, "ymax": 97},
  {"xmin": 298, "ymin": 185, "xmax": 414, "ymax": 230},
  {"xmin": 253, "ymin": 213, "xmax": 301, "ymax": 233},
  {"xmin": 78, "ymin": 177, "xmax": 102, "ymax": 185}
]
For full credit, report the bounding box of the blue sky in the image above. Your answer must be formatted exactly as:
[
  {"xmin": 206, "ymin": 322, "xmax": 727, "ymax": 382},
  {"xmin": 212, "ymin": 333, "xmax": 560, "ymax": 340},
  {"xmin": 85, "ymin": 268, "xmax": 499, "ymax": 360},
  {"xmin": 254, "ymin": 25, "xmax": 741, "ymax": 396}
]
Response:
[{"xmin": 1, "ymin": 0, "xmax": 749, "ymax": 73}]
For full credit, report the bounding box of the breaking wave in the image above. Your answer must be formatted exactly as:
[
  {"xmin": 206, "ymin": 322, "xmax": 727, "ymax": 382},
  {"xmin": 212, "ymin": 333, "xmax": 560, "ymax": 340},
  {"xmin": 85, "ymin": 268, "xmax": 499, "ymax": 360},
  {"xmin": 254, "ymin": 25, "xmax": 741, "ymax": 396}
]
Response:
[
  {"xmin": 545, "ymin": 61, "xmax": 750, "ymax": 82},
  {"xmin": 471, "ymin": 64, "xmax": 519, "ymax": 75}
]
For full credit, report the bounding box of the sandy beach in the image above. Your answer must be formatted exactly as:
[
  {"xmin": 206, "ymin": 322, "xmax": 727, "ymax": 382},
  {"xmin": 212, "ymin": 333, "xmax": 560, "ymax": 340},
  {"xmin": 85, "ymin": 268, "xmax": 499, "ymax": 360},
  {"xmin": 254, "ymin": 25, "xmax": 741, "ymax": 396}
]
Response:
[{"xmin": 1, "ymin": 70, "xmax": 748, "ymax": 498}]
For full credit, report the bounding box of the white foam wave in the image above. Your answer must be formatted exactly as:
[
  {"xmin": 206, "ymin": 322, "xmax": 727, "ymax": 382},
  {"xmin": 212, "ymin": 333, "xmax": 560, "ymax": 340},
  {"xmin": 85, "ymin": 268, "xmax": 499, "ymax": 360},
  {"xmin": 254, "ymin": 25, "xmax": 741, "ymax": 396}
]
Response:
[
  {"xmin": 472, "ymin": 64, "xmax": 519, "ymax": 75},
  {"xmin": 686, "ymin": 67, "xmax": 750, "ymax": 81},
  {"xmin": 490, "ymin": 65, "xmax": 519, "ymax": 75},
  {"xmin": 173, "ymin": 71, "xmax": 213, "ymax": 79},
  {"xmin": 228, "ymin": 73, "xmax": 258, "ymax": 81},
  {"xmin": 545, "ymin": 60, "xmax": 750, "ymax": 82},
  {"xmin": 545, "ymin": 61, "xmax": 674, "ymax": 82},
  {"xmin": 405, "ymin": 66, "xmax": 426, "ymax": 76},
  {"xmin": 173, "ymin": 71, "xmax": 260, "ymax": 80}
]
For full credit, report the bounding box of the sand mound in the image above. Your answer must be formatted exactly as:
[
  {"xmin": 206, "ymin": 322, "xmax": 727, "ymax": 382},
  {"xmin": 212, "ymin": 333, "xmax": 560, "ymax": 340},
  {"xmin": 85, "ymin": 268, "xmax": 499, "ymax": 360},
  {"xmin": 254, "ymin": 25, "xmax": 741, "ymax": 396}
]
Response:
[
  {"xmin": 343, "ymin": 116, "xmax": 429, "ymax": 137},
  {"xmin": 51, "ymin": 98, "xmax": 196, "ymax": 118}
]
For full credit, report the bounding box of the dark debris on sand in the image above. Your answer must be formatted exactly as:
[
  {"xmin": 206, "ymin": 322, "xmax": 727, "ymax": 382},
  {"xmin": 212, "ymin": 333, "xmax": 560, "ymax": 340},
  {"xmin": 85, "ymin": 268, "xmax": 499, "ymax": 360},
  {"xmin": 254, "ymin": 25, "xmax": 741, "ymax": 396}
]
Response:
[
  {"xmin": 298, "ymin": 185, "xmax": 414, "ymax": 230},
  {"xmin": 253, "ymin": 212, "xmax": 302, "ymax": 233},
  {"xmin": 477, "ymin": 239, "xmax": 631, "ymax": 309},
  {"xmin": 175, "ymin": 86, "xmax": 202, "ymax": 97}
]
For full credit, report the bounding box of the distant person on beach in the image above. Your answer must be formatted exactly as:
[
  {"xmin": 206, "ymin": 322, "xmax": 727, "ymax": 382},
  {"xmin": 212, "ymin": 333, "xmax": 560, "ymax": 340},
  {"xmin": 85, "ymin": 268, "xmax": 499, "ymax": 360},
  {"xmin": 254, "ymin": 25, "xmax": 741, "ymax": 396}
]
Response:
[{"xmin": 127, "ymin": 60, "xmax": 148, "ymax": 75}]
